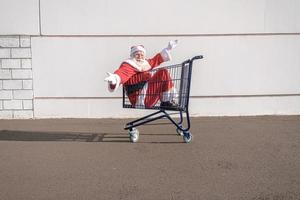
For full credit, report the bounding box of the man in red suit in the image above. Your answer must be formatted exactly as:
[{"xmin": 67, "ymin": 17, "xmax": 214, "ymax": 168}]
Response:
[{"xmin": 105, "ymin": 40, "xmax": 178, "ymax": 109}]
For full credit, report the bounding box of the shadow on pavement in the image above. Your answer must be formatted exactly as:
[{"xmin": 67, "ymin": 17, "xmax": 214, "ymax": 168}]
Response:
[
  {"xmin": 0, "ymin": 130, "xmax": 128, "ymax": 142},
  {"xmin": 0, "ymin": 130, "xmax": 182, "ymax": 143}
]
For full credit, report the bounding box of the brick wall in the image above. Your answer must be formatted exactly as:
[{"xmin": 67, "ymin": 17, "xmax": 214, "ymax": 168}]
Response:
[{"xmin": 0, "ymin": 36, "xmax": 33, "ymax": 119}]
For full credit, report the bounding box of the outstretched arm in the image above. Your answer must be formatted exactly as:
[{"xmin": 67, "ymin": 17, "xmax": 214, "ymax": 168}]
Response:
[
  {"xmin": 148, "ymin": 40, "xmax": 178, "ymax": 69},
  {"xmin": 104, "ymin": 72, "xmax": 121, "ymax": 92},
  {"xmin": 161, "ymin": 40, "xmax": 178, "ymax": 62},
  {"xmin": 104, "ymin": 63, "xmax": 137, "ymax": 92}
]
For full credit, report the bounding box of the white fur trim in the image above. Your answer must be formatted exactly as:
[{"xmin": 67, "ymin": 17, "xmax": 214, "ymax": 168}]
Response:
[
  {"xmin": 124, "ymin": 58, "xmax": 151, "ymax": 72},
  {"xmin": 135, "ymin": 83, "xmax": 148, "ymax": 107},
  {"xmin": 160, "ymin": 48, "xmax": 171, "ymax": 62},
  {"xmin": 107, "ymin": 74, "xmax": 121, "ymax": 92},
  {"xmin": 130, "ymin": 45, "xmax": 146, "ymax": 57},
  {"xmin": 161, "ymin": 87, "xmax": 178, "ymax": 102}
]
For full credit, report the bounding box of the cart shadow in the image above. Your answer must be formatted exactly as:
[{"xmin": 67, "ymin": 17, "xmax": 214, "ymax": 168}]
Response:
[
  {"xmin": 0, "ymin": 130, "xmax": 183, "ymax": 143},
  {"xmin": 0, "ymin": 130, "xmax": 126, "ymax": 142}
]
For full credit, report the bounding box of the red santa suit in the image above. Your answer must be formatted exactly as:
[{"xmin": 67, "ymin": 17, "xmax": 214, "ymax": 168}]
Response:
[{"xmin": 107, "ymin": 48, "xmax": 175, "ymax": 108}]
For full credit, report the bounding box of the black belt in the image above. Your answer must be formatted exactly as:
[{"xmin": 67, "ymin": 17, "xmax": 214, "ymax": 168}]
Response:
[{"xmin": 125, "ymin": 81, "xmax": 147, "ymax": 95}]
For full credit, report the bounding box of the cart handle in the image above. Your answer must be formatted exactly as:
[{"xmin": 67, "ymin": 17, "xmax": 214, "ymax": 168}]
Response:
[
  {"xmin": 182, "ymin": 55, "xmax": 203, "ymax": 65},
  {"xmin": 191, "ymin": 55, "xmax": 203, "ymax": 61}
]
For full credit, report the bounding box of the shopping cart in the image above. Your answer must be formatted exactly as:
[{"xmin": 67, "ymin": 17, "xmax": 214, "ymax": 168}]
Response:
[{"xmin": 123, "ymin": 55, "xmax": 203, "ymax": 143}]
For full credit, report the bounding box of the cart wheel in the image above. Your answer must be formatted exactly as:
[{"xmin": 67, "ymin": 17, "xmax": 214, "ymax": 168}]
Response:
[
  {"xmin": 183, "ymin": 131, "xmax": 192, "ymax": 143},
  {"xmin": 176, "ymin": 128, "xmax": 184, "ymax": 136},
  {"xmin": 129, "ymin": 128, "xmax": 139, "ymax": 143}
]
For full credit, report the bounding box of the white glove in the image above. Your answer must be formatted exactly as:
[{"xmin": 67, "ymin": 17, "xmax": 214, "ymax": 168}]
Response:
[
  {"xmin": 166, "ymin": 40, "xmax": 178, "ymax": 51},
  {"xmin": 104, "ymin": 72, "xmax": 117, "ymax": 85}
]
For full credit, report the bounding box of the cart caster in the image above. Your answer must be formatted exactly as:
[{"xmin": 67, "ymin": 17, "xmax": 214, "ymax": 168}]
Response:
[
  {"xmin": 176, "ymin": 127, "xmax": 184, "ymax": 136},
  {"xmin": 129, "ymin": 128, "xmax": 139, "ymax": 143},
  {"xmin": 183, "ymin": 131, "xmax": 192, "ymax": 143}
]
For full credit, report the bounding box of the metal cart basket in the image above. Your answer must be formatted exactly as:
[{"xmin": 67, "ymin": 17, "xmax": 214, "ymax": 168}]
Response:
[{"xmin": 123, "ymin": 55, "xmax": 203, "ymax": 143}]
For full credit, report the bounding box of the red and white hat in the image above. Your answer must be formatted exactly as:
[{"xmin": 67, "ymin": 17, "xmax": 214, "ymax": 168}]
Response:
[{"xmin": 130, "ymin": 45, "xmax": 146, "ymax": 57}]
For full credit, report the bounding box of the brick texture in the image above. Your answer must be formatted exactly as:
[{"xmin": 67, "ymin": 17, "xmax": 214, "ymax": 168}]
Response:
[
  {"xmin": 0, "ymin": 111, "xmax": 13, "ymax": 119},
  {"xmin": 13, "ymin": 90, "xmax": 33, "ymax": 100},
  {"xmin": 0, "ymin": 69, "xmax": 11, "ymax": 79},
  {"xmin": 11, "ymin": 48, "xmax": 31, "ymax": 58},
  {"xmin": 0, "ymin": 91, "xmax": 13, "ymax": 100},
  {"xmin": 14, "ymin": 110, "xmax": 33, "ymax": 118},
  {"xmin": 23, "ymin": 100, "xmax": 33, "ymax": 109},
  {"xmin": 20, "ymin": 36, "xmax": 31, "ymax": 47},
  {"xmin": 4, "ymin": 100, "xmax": 23, "ymax": 110},
  {"xmin": 0, "ymin": 36, "xmax": 33, "ymax": 119},
  {"xmin": 0, "ymin": 36, "xmax": 19, "ymax": 47},
  {"xmin": 21, "ymin": 59, "xmax": 32, "ymax": 69},
  {"xmin": 0, "ymin": 49, "xmax": 10, "ymax": 58},
  {"xmin": 2, "ymin": 59, "xmax": 21, "ymax": 68},
  {"xmin": 12, "ymin": 69, "xmax": 33, "ymax": 79},
  {"xmin": 3, "ymin": 80, "xmax": 23, "ymax": 89}
]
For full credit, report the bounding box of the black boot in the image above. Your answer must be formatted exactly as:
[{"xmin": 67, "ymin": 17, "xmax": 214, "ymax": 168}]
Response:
[{"xmin": 160, "ymin": 101, "xmax": 179, "ymax": 110}]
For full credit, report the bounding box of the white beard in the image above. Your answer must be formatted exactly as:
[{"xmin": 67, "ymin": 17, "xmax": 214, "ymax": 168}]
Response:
[{"xmin": 124, "ymin": 58, "xmax": 151, "ymax": 72}]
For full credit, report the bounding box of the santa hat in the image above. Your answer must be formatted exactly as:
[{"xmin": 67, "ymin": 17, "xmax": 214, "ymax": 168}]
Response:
[{"xmin": 130, "ymin": 45, "xmax": 146, "ymax": 57}]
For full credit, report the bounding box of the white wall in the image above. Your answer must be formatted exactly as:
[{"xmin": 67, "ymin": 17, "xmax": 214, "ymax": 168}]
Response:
[
  {"xmin": 1, "ymin": 0, "xmax": 300, "ymax": 118},
  {"xmin": 40, "ymin": 0, "xmax": 300, "ymax": 35},
  {"xmin": 33, "ymin": 35, "xmax": 300, "ymax": 97},
  {"xmin": 31, "ymin": 35, "xmax": 300, "ymax": 118},
  {"xmin": 0, "ymin": 0, "xmax": 39, "ymax": 35}
]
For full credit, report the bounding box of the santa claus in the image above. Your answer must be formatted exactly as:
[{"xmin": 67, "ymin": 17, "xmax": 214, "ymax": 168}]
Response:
[{"xmin": 104, "ymin": 40, "xmax": 178, "ymax": 109}]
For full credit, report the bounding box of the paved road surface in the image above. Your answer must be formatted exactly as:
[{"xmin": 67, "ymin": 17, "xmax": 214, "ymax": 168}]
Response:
[{"xmin": 0, "ymin": 116, "xmax": 299, "ymax": 200}]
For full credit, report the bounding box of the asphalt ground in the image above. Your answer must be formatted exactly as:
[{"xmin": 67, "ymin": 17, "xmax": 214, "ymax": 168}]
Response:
[{"xmin": 0, "ymin": 116, "xmax": 299, "ymax": 200}]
